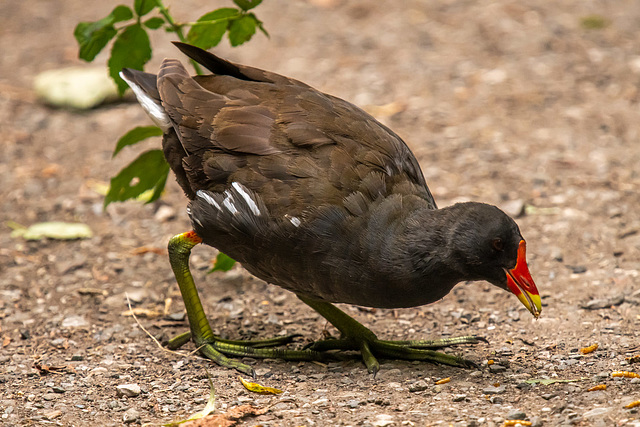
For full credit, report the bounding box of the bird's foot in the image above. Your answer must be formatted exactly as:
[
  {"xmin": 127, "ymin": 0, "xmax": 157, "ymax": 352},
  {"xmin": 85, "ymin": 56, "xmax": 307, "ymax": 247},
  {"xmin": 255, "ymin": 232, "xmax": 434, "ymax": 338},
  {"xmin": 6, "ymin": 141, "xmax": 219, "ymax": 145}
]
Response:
[
  {"xmin": 298, "ymin": 296, "xmax": 483, "ymax": 375},
  {"xmin": 166, "ymin": 331, "xmax": 326, "ymax": 377},
  {"xmin": 306, "ymin": 333, "xmax": 481, "ymax": 375}
]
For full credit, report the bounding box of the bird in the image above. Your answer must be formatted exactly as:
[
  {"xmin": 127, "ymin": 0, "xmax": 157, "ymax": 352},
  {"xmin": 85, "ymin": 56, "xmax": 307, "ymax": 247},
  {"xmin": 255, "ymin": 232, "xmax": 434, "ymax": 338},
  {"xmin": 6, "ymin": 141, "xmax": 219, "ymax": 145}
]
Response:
[{"xmin": 119, "ymin": 42, "xmax": 541, "ymax": 376}]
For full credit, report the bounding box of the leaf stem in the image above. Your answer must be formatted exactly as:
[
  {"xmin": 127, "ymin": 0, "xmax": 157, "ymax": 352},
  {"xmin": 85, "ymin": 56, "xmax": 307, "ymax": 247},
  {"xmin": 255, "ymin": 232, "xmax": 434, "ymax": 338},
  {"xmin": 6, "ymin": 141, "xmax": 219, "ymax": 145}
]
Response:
[{"xmin": 153, "ymin": 0, "xmax": 204, "ymax": 75}]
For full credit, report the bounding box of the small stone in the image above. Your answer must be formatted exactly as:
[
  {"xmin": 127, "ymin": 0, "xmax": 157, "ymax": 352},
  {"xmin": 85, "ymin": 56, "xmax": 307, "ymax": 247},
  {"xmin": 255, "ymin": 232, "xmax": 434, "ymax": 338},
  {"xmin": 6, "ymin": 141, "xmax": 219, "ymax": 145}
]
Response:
[
  {"xmin": 489, "ymin": 364, "xmax": 508, "ymax": 373},
  {"xmin": 541, "ymin": 393, "xmax": 556, "ymax": 400},
  {"xmin": 580, "ymin": 295, "xmax": 625, "ymax": 310},
  {"xmin": 42, "ymin": 393, "xmax": 58, "ymax": 401},
  {"xmin": 123, "ymin": 408, "xmax": 140, "ymax": 424},
  {"xmin": 490, "ymin": 395, "xmax": 503, "ymax": 404},
  {"xmin": 530, "ymin": 416, "xmax": 544, "ymax": 427},
  {"xmin": 61, "ymin": 315, "xmax": 88, "ymax": 328},
  {"xmin": 566, "ymin": 265, "xmax": 587, "ymax": 274},
  {"xmin": 483, "ymin": 385, "xmax": 506, "ymax": 394},
  {"xmin": 154, "ymin": 205, "xmax": 176, "ymax": 222},
  {"xmin": 347, "ymin": 399, "xmax": 361, "ymax": 408},
  {"xmin": 506, "ymin": 410, "xmax": 527, "ymax": 420},
  {"xmin": 116, "ymin": 383, "xmax": 141, "ymax": 397},
  {"xmin": 44, "ymin": 410, "xmax": 62, "ymax": 420},
  {"xmin": 453, "ymin": 394, "xmax": 467, "ymax": 402},
  {"xmin": 582, "ymin": 407, "xmax": 612, "ymax": 418},
  {"xmin": 372, "ymin": 414, "xmax": 395, "ymax": 427},
  {"xmin": 52, "ymin": 386, "xmax": 65, "ymax": 394},
  {"xmin": 167, "ymin": 312, "xmax": 186, "ymax": 321},
  {"xmin": 408, "ymin": 380, "xmax": 429, "ymax": 392},
  {"xmin": 501, "ymin": 199, "xmax": 525, "ymax": 218},
  {"xmin": 71, "ymin": 354, "xmax": 84, "ymax": 361}
]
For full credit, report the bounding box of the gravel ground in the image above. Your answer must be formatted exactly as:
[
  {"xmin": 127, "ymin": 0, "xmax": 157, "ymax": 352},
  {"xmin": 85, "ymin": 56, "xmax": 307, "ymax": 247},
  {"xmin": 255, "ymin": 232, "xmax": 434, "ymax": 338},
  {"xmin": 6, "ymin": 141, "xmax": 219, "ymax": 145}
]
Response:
[{"xmin": 1, "ymin": 0, "xmax": 640, "ymax": 425}]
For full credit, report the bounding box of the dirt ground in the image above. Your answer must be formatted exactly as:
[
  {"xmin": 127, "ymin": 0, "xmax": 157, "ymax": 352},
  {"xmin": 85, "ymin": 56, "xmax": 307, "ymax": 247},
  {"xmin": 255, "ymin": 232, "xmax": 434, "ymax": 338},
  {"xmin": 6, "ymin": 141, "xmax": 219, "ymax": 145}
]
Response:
[{"xmin": 2, "ymin": 0, "xmax": 640, "ymax": 425}]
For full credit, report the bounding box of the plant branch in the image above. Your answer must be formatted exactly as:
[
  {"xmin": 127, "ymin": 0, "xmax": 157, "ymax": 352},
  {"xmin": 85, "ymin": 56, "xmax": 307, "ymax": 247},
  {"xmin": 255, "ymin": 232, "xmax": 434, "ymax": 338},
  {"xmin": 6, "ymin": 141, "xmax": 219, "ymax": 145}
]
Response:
[{"xmin": 153, "ymin": 0, "xmax": 204, "ymax": 75}]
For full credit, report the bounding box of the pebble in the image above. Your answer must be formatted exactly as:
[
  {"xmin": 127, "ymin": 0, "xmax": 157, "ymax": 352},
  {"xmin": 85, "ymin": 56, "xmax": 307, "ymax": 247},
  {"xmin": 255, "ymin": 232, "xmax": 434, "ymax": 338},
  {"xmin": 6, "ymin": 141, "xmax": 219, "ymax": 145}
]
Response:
[
  {"xmin": 42, "ymin": 393, "xmax": 58, "ymax": 401},
  {"xmin": 123, "ymin": 408, "xmax": 140, "ymax": 424},
  {"xmin": 582, "ymin": 407, "xmax": 612, "ymax": 418},
  {"xmin": 372, "ymin": 414, "xmax": 395, "ymax": 427},
  {"xmin": 453, "ymin": 394, "xmax": 467, "ymax": 402},
  {"xmin": 408, "ymin": 380, "xmax": 429, "ymax": 392},
  {"xmin": 566, "ymin": 265, "xmax": 587, "ymax": 274},
  {"xmin": 530, "ymin": 416, "xmax": 544, "ymax": 427},
  {"xmin": 116, "ymin": 384, "xmax": 141, "ymax": 398},
  {"xmin": 61, "ymin": 315, "xmax": 88, "ymax": 328},
  {"xmin": 154, "ymin": 204, "xmax": 176, "ymax": 222},
  {"xmin": 346, "ymin": 399, "xmax": 362, "ymax": 408},
  {"xmin": 489, "ymin": 364, "xmax": 508, "ymax": 373},
  {"xmin": 44, "ymin": 410, "xmax": 62, "ymax": 420},
  {"xmin": 489, "ymin": 396, "xmax": 503, "ymax": 404},
  {"xmin": 501, "ymin": 199, "xmax": 525, "ymax": 218},
  {"xmin": 483, "ymin": 385, "xmax": 506, "ymax": 394},
  {"xmin": 506, "ymin": 410, "xmax": 527, "ymax": 420}
]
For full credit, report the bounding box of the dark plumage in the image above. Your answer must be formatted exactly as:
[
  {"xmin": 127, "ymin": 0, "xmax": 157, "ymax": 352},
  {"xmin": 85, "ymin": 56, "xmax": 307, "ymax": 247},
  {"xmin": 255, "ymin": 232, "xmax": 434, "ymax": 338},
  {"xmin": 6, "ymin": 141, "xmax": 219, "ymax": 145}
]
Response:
[{"xmin": 120, "ymin": 43, "xmax": 541, "ymax": 375}]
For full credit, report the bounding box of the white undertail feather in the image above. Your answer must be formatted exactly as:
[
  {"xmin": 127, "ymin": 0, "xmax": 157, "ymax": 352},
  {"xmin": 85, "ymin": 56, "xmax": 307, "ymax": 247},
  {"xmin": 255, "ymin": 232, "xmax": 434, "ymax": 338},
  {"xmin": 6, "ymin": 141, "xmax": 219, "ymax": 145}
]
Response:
[
  {"xmin": 232, "ymin": 182, "xmax": 261, "ymax": 216},
  {"xmin": 197, "ymin": 190, "xmax": 221, "ymax": 210},
  {"xmin": 119, "ymin": 71, "xmax": 171, "ymax": 131},
  {"xmin": 222, "ymin": 191, "xmax": 239, "ymax": 215}
]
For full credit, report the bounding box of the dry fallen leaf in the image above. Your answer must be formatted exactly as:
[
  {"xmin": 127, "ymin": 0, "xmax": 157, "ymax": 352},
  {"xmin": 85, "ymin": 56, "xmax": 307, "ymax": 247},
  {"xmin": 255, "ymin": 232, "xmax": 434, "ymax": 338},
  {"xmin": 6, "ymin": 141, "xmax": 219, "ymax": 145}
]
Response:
[
  {"xmin": 181, "ymin": 405, "xmax": 268, "ymax": 427},
  {"xmin": 239, "ymin": 376, "xmax": 283, "ymax": 395},
  {"xmin": 2, "ymin": 335, "xmax": 11, "ymax": 347},
  {"xmin": 9, "ymin": 221, "xmax": 93, "ymax": 240},
  {"xmin": 131, "ymin": 246, "xmax": 165, "ymax": 255},
  {"xmin": 121, "ymin": 308, "xmax": 164, "ymax": 318}
]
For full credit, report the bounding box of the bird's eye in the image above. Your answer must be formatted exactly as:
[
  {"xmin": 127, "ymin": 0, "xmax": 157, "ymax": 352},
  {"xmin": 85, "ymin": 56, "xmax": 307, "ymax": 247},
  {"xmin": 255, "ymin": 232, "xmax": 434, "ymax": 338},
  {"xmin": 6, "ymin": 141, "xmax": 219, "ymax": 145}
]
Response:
[{"xmin": 492, "ymin": 238, "xmax": 504, "ymax": 251}]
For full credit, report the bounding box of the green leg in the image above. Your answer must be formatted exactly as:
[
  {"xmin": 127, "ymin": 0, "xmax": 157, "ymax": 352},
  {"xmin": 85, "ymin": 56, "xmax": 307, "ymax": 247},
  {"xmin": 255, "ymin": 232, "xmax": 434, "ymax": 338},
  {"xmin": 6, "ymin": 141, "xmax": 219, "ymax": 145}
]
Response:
[
  {"xmin": 298, "ymin": 295, "xmax": 482, "ymax": 375},
  {"xmin": 167, "ymin": 231, "xmax": 324, "ymax": 376}
]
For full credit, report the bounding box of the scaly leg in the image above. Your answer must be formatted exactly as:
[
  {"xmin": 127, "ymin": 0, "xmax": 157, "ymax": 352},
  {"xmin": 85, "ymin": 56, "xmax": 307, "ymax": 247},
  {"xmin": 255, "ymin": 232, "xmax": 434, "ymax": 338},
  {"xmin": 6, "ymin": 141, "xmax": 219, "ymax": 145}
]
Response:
[{"xmin": 167, "ymin": 231, "xmax": 324, "ymax": 376}]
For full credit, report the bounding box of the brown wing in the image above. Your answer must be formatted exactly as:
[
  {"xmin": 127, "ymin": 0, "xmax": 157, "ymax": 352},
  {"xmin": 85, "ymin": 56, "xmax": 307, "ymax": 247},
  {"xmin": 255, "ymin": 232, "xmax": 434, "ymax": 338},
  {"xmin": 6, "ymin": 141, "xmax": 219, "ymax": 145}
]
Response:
[{"xmin": 156, "ymin": 52, "xmax": 435, "ymax": 219}]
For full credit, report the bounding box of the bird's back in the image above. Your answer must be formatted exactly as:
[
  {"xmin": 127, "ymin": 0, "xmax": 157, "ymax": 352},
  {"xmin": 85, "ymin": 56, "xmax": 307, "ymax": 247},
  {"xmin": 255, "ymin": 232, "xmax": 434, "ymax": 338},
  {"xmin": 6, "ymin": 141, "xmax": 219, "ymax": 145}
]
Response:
[{"xmin": 121, "ymin": 43, "xmax": 442, "ymax": 307}]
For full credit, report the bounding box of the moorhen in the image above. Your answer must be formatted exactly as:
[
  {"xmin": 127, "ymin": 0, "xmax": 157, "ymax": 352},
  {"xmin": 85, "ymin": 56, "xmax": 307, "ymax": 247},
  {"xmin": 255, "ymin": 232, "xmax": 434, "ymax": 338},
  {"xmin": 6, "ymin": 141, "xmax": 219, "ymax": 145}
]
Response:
[{"xmin": 120, "ymin": 42, "xmax": 541, "ymax": 376}]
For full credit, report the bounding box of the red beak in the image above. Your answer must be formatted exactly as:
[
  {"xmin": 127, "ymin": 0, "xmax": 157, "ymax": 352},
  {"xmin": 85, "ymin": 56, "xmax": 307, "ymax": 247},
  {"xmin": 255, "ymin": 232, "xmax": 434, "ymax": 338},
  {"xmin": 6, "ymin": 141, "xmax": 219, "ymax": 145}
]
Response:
[{"xmin": 505, "ymin": 240, "xmax": 541, "ymax": 318}]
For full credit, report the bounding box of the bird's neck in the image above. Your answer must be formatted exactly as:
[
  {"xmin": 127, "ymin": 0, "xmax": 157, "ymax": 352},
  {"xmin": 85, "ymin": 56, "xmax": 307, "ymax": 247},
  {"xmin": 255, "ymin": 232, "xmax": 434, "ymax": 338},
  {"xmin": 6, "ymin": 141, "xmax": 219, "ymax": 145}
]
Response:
[{"xmin": 398, "ymin": 202, "xmax": 485, "ymax": 282}]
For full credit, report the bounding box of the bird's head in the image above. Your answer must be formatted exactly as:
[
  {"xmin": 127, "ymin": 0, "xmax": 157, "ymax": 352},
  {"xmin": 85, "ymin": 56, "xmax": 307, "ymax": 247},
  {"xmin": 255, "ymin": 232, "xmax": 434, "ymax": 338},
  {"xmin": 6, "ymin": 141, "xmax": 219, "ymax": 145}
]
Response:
[{"xmin": 447, "ymin": 202, "xmax": 542, "ymax": 318}]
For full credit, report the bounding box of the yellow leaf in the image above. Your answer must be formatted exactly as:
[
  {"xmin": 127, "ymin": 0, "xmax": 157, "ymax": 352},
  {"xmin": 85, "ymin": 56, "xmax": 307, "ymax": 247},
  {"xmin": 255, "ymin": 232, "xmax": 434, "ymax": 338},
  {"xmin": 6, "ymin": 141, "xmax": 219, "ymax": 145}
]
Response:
[{"xmin": 239, "ymin": 376, "xmax": 283, "ymax": 395}]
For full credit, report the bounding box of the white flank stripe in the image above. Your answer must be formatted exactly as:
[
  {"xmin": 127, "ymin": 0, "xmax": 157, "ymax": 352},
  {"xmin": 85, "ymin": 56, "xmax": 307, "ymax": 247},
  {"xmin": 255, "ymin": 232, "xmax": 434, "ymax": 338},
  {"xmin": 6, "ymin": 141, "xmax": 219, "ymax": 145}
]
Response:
[
  {"xmin": 119, "ymin": 71, "xmax": 171, "ymax": 131},
  {"xmin": 232, "ymin": 182, "xmax": 261, "ymax": 216},
  {"xmin": 222, "ymin": 191, "xmax": 238, "ymax": 214},
  {"xmin": 197, "ymin": 190, "xmax": 220, "ymax": 210},
  {"xmin": 289, "ymin": 216, "xmax": 301, "ymax": 227}
]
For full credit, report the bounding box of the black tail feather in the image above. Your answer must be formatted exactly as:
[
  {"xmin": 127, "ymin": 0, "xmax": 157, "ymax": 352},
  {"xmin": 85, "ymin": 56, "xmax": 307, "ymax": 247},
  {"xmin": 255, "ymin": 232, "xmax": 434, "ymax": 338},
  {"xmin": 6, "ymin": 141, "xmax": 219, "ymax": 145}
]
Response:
[{"xmin": 172, "ymin": 42, "xmax": 252, "ymax": 81}]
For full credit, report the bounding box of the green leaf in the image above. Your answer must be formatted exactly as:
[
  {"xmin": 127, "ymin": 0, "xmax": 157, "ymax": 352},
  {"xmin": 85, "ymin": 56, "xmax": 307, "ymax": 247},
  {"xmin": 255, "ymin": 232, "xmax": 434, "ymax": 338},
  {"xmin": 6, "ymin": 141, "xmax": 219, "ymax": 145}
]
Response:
[
  {"xmin": 144, "ymin": 17, "xmax": 165, "ymax": 29},
  {"xmin": 207, "ymin": 252, "xmax": 236, "ymax": 273},
  {"xmin": 112, "ymin": 4, "xmax": 134, "ymax": 22},
  {"xmin": 228, "ymin": 14, "xmax": 257, "ymax": 47},
  {"xmin": 113, "ymin": 126, "xmax": 163, "ymax": 157},
  {"xmin": 74, "ymin": 5, "xmax": 133, "ymax": 62},
  {"xmin": 104, "ymin": 149, "xmax": 170, "ymax": 207},
  {"xmin": 134, "ymin": 0, "xmax": 156, "ymax": 17},
  {"xmin": 187, "ymin": 8, "xmax": 239, "ymax": 50},
  {"xmin": 256, "ymin": 17, "xmax": 269, "ymax": 38},
  {"xmin": 233, "ymin": 0, "xmax": 262, "ymax": 11},
  {"xmin": 108, "ymin": 23, "xmax": 152, "ymax": 95}
]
